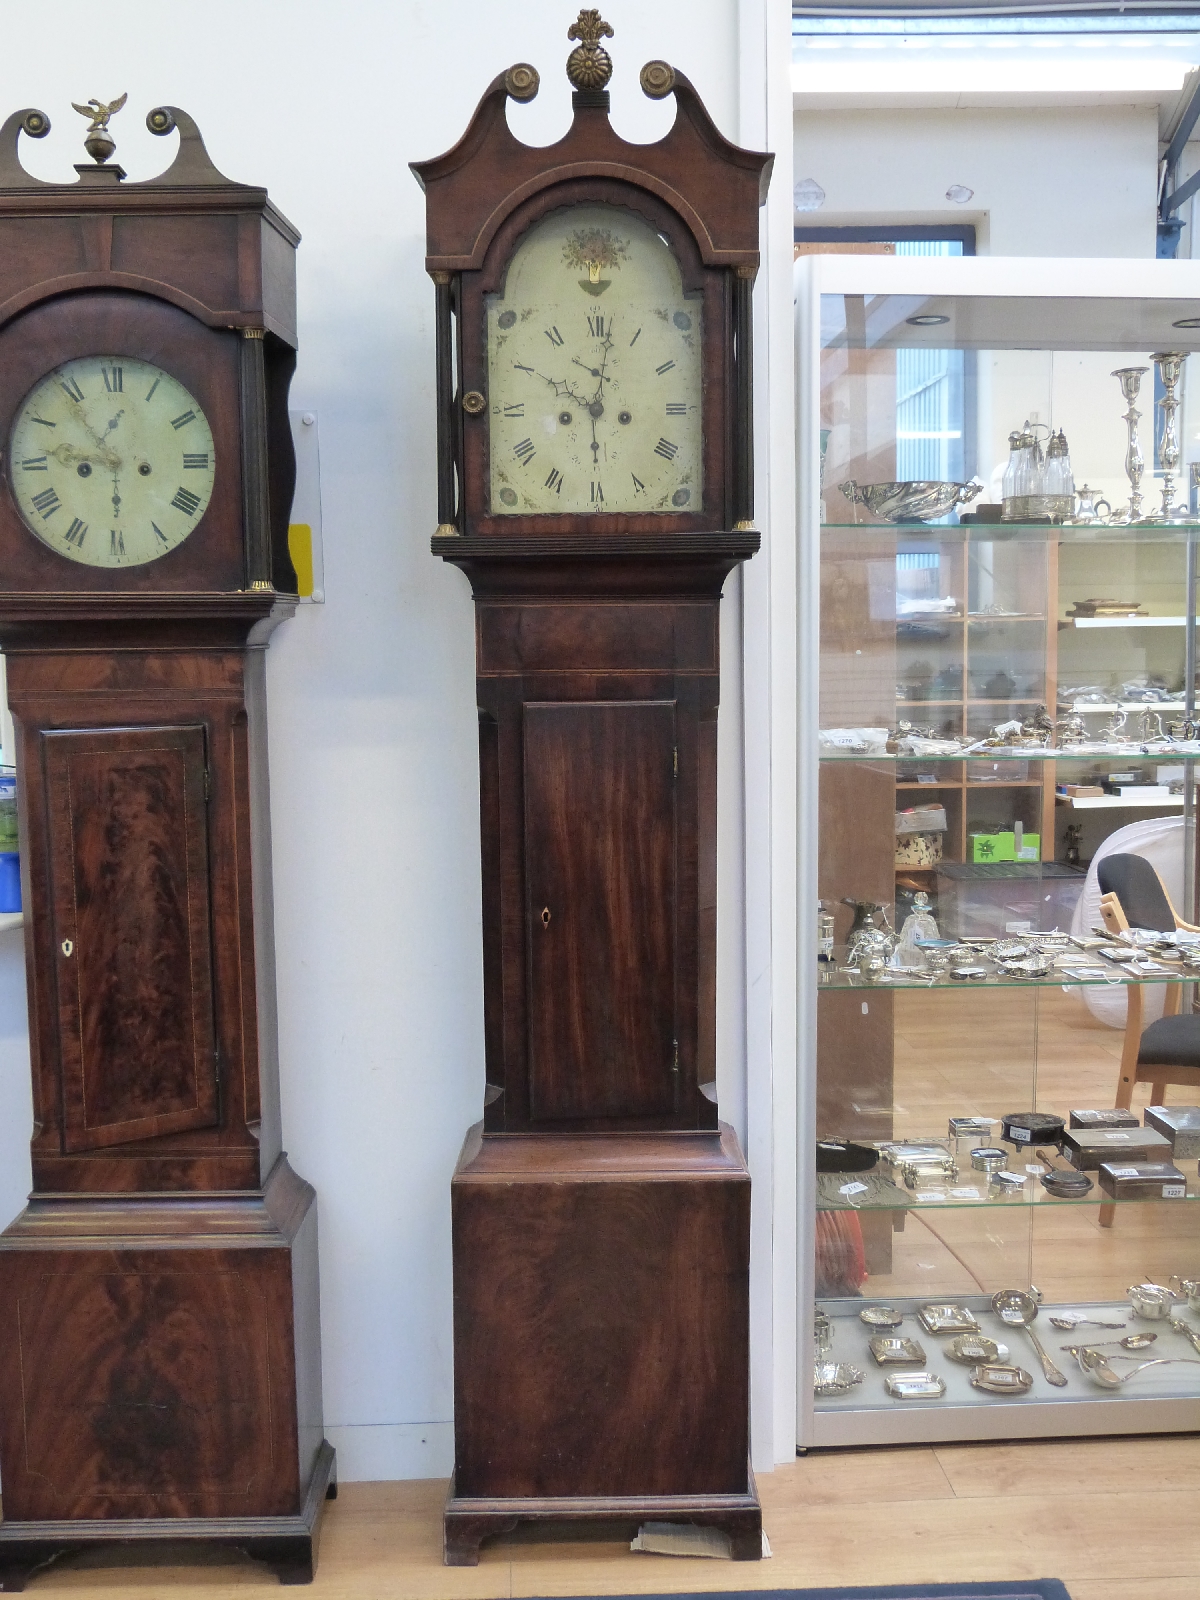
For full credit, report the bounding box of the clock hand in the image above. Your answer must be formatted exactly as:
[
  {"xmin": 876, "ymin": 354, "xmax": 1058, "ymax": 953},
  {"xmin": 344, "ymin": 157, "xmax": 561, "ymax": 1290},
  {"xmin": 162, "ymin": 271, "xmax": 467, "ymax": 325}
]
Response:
[{"xmin": 49, "ymin": 442, "xmax": 122, "ymax": 470}]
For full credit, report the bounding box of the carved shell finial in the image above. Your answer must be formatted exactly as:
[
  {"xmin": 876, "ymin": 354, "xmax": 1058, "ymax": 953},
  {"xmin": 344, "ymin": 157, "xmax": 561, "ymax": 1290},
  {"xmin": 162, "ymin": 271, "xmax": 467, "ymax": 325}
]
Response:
[{"xmin": 566, "ymin": 9, "xmax": 614, "ymax": 91}]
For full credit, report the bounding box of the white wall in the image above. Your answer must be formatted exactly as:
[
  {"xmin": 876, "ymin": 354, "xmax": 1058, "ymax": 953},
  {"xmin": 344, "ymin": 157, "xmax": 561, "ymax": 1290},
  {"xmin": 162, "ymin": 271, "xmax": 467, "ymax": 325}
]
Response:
[
  {"xmin": 793, "ymin": 105, "xmax": 1159, "ymax": 256},
  {"xmin": 0, "ymin": 0, "xmax": 801, "ymax": 1483}
]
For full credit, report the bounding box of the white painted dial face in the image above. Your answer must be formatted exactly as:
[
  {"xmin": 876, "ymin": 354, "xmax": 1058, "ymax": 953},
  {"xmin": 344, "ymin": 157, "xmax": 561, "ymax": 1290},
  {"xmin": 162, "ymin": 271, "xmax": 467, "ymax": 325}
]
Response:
[
  {"xmin": 487, "ymin": 204, "xmax": 702, "ymax": 516},
  {"xmin": 8, "ymin": 355, "xmax": 216, "ymax": 568}
]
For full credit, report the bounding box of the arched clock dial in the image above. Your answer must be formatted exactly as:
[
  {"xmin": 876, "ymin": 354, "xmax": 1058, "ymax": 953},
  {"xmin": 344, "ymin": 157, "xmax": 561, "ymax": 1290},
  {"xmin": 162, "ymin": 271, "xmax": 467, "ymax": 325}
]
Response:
[
  {"xmin": 486, "ymin": 204, "xmax": 702, "ymax": 516},
  {"xmin": 8, "ymin": 355, "xmax": 216, "ymax": 568}
]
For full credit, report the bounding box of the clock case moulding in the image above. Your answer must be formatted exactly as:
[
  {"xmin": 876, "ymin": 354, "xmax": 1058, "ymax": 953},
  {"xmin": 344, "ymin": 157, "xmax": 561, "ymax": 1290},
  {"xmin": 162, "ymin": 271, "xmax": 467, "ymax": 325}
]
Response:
[
  {"xmin": 412, "ymin": 30, "xmax": 772, "ymax": 1567},
  {"xmin": 0, "ymin": 105, "xmax": 332, "ymax": 1589}
]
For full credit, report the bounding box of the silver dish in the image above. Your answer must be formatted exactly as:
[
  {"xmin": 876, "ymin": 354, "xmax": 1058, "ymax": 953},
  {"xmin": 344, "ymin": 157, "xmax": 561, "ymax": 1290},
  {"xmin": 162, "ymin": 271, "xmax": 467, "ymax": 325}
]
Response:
[
  {"xmin": 946, "ymin": 1334, "xmax": 1001, "ymax": 1365},
  {"xmin": 814, "ymin": 1361, "xmax": 865, "ymax": 1396},
  {"xmin": 869, "ymin": 1336, "xmax": 926, "ymax": 1365},
  {"xmin": 860, "ymin": 1304, "xmax": 904, "ymax": 1328},
  {"xmin": 970, "ymin": 1361, "xmax": 1034, "ymax": 1395},
  {"xmin": 918, "ymin": 1303, "xmax": 981, "ymax": 1335},
  {"xmin": 840, "ymin": 478, "xmax": 983, "ymax": 524},
  {"xmin": 885, "ymin": 1371, "xmax": 947, "ymax": 1399},
  {"xmin": 1128, "ymin": 1282, "xmax": 1179, "ymax": 1320}
]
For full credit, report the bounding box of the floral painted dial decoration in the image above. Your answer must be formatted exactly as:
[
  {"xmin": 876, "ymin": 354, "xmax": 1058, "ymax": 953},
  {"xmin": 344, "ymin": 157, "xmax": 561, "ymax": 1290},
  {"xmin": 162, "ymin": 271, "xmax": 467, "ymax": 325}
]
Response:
[
  {"xmin": 486, "ymin": 203, "xmax": 703, "ymax": 516},
  {"xmin": 8, "ymin": 355, "xmax": 216, "ymax": 568}
]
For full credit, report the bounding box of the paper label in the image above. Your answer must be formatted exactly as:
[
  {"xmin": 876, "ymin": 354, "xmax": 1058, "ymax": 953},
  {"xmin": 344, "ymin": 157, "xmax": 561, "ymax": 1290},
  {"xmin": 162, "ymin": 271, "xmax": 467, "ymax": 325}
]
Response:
[
  {"xmin": 1106, "ymin": 1166, "xmax": 1141, "ymax": 1178},
  {"xmin": 916, "ymin": 1191, "xmax": 946, "ymax": 1202},
  {"xmin": 839, "ymin": 1181, "xmax": 868, "ymax": 1197},
  {"xmin": 949, "ymin": 1187, "xmax": 982, "ymax": 1199},
  {"xmin": 1009, "ymin": 1125, "xmax": 1031, "ymax": 1142},
  {"xmin": 1025, "ymin": 1164, "xmax": 1046, "ymax": 1175},
  {"xmin": 1102, "ymin": 1132, "xmax": 1132, "ymax": 1141},
  {"xmin": 1164, "ymin": 1184, "xmax": 1186, "ymax": 1198}
]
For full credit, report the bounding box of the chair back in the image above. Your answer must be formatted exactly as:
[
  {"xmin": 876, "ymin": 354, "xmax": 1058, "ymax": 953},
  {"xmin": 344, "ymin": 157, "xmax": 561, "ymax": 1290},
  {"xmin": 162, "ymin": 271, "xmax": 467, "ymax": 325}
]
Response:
[{"xmin": 1097, "ymin": 852, "xmax": 1176, "ymax": 932}]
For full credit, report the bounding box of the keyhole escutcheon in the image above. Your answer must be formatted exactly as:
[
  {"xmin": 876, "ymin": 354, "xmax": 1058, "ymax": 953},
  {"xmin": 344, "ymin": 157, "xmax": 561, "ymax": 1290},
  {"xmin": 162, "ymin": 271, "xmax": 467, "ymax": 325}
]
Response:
[
  {"xmin": 540, "ymin": 907, "xmax": 551, "ymax": 928},
  {"xmin": 61, "ymin": 939, "xmax": 73, "ymax": 958}
]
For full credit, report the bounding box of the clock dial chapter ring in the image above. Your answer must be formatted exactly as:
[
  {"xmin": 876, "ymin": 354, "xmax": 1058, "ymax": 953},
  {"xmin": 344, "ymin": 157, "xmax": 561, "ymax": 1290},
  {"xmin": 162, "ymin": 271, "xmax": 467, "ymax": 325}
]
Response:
[{"xmin": 7, "ymin": 354, "xmax": 216, "ymax": 569}]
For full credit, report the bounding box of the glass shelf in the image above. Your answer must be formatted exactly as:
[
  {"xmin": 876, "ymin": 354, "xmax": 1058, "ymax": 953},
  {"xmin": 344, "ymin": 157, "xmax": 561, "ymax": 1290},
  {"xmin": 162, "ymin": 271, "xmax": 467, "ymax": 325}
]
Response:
[
  {"xmin": 819, "ymin": 961, "xmax": 1197, "ymax": 990},
  {"xmin": 822, "ymin": 521, "xmax": 1200, "ymax": 546},
  {"xmin": 816, "ymin": 1169, "xmax": 1200, "ymax": 1212},
  {"xmin": 820, "ymin": 748, "xmax": 1200, "ymax": 762}
]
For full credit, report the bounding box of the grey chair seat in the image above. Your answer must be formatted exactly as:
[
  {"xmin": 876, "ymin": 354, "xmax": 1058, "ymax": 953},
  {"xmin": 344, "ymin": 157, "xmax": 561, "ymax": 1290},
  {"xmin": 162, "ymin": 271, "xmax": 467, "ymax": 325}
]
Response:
[{"xmin": 1138, "ymin": 1012, "xmax": 1200, "ymax": 1068}]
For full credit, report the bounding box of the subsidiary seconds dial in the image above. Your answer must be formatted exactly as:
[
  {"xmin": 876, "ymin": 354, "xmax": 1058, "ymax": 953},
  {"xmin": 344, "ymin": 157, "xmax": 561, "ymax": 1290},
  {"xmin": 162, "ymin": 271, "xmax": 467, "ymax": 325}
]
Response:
[
  {"xmin": 8, "ymin": 355, "xmax": 216, "ymax": 568},
  {"xmin": 487, "ymin": 203, "xmax": 702, "ymax": 516}
]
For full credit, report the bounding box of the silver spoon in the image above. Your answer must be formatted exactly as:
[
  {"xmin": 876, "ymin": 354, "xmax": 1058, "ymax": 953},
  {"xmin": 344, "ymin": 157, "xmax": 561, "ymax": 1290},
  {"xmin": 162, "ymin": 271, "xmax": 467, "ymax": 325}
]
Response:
[
  {"xmin": 991, "ymin": 1289, "xmax": 1068, "ymax": 1386},
  {"xmin": 1048, "ymin": 1314, "xmax": 1128, "ymax": 1330},
  {"xmin": 1059, "ymin": 1333, "xmax": 1156, "ymax": 1352}
]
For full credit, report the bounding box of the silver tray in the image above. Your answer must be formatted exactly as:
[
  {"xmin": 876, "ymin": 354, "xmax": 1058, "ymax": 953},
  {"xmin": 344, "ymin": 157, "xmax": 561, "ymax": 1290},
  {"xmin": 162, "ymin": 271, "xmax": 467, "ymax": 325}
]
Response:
[
  {"xmin": 814, "ymin": 1361, "xmax": 865, "ymax": 1396},
  {"xmin": 840, "ymin": 478, "xmax": 983, "ymax": 524},
  {"xmin": 918, "ymin": 1303, "xmax": 982, "ymax": 1335},
  {"xmin": 860, "ymin": 1304, "xmax": 904, "ymax": 1328},
  {"xmin": 885, "ymin": 1371, "xmax": 947, "ymax": 1399},
  {"xmin": 869, "ymin": 1336, "xmax": 926, "ymax": 1366},
  {"xmin": 946, "ymin": 1334, "xmax": 1002, "ymax": 1365},
  {"xmin": 970, "ymin": 1362, "xmax": 1034, "ymax": 1395}
]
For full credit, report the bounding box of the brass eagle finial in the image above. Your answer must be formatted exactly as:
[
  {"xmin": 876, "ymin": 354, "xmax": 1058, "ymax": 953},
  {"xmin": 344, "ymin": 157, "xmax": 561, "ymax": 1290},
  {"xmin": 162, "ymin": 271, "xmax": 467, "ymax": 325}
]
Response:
[
  {"xmin": 566, "ymin": 9, "xmax": 614, "ymax": 92},
  {"xmin": 71, "ymin": 92, "xmax": 127, "ymax": 164}
]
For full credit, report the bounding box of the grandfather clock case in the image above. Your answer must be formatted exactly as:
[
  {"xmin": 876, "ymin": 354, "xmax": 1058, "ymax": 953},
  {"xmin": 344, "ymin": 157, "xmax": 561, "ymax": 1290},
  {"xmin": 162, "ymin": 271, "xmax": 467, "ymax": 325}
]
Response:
[
  {"xmin": 0, "ymin": 105, "xmax": 331, "ymax": 1588},
  {"xmin": 413, "ymin": 15, "xmax": 772, "ymax": 1564}
]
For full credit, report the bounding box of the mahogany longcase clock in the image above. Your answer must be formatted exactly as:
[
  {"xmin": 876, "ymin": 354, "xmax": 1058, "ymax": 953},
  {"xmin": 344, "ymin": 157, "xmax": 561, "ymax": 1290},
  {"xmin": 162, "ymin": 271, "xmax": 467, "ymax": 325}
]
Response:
[
  {"xmin": 413, "ymin": 12, "xmax": 772, "ymax": 1564},
  {"xmin": 0, "ymin": 102, "xmax": 332, "ymax": 1588}
]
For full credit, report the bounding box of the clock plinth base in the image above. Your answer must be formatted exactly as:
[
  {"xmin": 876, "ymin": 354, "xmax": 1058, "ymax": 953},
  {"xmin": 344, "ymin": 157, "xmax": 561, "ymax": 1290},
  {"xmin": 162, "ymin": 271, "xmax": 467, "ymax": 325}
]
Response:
[
  {"xmin": 0, "ymin": 1440, "xmax": 337, "ymax": 1591},
  {"xmin": 442, "ymin": 1470, "xmax": 762, "ymax": 1566},
  {"xmin": 447, "ymin": 1123, "xmax": 756, "ymax": 1565}
]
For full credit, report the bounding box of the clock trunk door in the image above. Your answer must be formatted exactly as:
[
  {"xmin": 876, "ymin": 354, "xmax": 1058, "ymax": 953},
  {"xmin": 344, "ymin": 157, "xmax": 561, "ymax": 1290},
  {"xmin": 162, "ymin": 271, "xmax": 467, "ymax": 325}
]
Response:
[
  {"xmin": 44, "ymin": 725, "xmax": 220, "ymax": 1152},
  {"xmin": 523, "ymin": 700, "xmax": 677, "ymax": 1123}
]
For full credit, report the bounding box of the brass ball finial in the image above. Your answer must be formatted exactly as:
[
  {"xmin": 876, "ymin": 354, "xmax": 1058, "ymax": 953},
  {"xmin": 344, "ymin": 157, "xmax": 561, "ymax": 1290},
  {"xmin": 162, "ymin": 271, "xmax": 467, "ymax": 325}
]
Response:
[
  {"xmin": 71, "ymin": 92, "xmax": 127, "ymax": 164},
  {"xmin": 566, "ymin": 9, "xmax": 614, "ymax": 91}
]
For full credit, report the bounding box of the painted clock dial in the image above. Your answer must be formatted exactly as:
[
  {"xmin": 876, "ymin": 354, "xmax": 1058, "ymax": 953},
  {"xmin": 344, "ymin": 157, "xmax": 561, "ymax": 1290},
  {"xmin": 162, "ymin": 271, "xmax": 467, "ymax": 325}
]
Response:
[
  {"xmin": 486, "ymin": 204, "xmax": 702, "ymax": 516},
  {"xmin": 8, "ymin": 355, "xmax": 216, "ymax": 568}
]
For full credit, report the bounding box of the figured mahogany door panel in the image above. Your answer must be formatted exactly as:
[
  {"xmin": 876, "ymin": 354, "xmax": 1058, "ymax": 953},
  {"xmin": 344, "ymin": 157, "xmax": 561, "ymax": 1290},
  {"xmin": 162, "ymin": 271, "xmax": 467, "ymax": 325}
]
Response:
[
  {"xmin": 524, "ymin": 701, "xmax": 677, "ymax": 1123},
  {"xmin": 44, "ymin": 725, "xmax": 219, "ymax": 1152}
]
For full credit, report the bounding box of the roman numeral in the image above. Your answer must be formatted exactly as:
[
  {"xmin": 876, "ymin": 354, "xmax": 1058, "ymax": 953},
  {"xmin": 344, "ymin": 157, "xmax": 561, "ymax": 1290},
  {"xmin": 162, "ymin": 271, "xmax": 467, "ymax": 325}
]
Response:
[
  {"xmin": 503, "ymin": 403, "xmax": 525, "ymax": 418},
  {"xmin": 110, "ymin": 529, "xmax": 125, "ymax": 560},
  {"xmin": 544, "ymin": 468, "xmax": 563, "ymax": 493},
  {"xmin": 665, "ymin": 402, "xmax": 687, "ymax": 416},
  {"xmin": 20, "ymin": 456, "xmax": 48, "ymax": 471},
  {"xmin": 145, "ymin": 376, "xmax": 161, "ymax": 402},
  {"xmin": 171, "ymin": 486, "xmax": 201, "ymax": 515},
  {"xmin": 544, "ymin": 326, "xmax": 564, "ymax": 347},
  {"xmin": 102, "ymin": 365, "xmax": 123, "ymax": 393},
  {"xmin": 591, "ymin": 480, "xmax": 604, "ymax": 504},
  {"xmin": 513, "ymin": 362, "xmax": 534, "ymax": 374},
  {"xmin": 655, "ymin": 359, "xmax": 676, "ymax": 376},
  {"xmin": 183, "ymin": 453, "xmax": 209, "ymax": 469},
  {"xmin": 654, "ymin": 438, "xmax": 679, "ymax": 461},
  {"xmin": 64, "ymin": 518, "xmax": 87, "ymax": 547},
  {"xmin": 152, "ymin": 521, "xmax": 168, "ymax": 546},
  {"xmin": 30, "ymin": 415, "xmax": 55, "ymax": 428},
  {"xmin": 629, "ymin": 328, "xmax": 642, "ymax": 347},
  {"xmin": 30, "ymin": 487, "xmax": 60, "ymax": 518},
  {"xmin": 513, "ymin": 437, "xmax": 536, "ymax": 465},
  {"xmin": 632, "ymin": 474, "xmax": 646, "ymax": 494},
  {"xmin": 588, "ymin": 314, "xmax": 606, "ymax": 338},
  {"xmin": 170, "ymin": 409, "xmax": 196, "ymax": 431},
  {"xmin": 59, "ymin": 376, "xmax": 84, "ymax": 403}
]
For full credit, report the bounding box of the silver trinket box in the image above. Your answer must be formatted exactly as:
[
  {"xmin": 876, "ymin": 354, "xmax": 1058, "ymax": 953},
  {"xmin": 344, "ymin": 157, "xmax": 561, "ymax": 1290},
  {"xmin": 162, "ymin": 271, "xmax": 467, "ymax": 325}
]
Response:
[
  {"xmin": 1099, "ymin": 1161, "xmax": 1188, "ymax": 1201},
  {"xmin": 1145, "ymin": 1106, "xmax": 1200, "ymax": 1160},
  {"xmin": 1062, "ymin": 1127, "xmax": 1171, "ymax": 1170}
]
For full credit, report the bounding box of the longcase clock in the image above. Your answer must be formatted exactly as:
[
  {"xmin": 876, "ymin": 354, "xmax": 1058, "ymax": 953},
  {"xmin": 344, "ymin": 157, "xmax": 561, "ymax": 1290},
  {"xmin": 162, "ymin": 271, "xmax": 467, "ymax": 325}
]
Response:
[
  {"xmin": 0, "ymin": 100, "xmax": 332, "ymax": 1589},
  {"xmin": 412, "ymin": 12, "xmax": 772, "ymax": 1564}
]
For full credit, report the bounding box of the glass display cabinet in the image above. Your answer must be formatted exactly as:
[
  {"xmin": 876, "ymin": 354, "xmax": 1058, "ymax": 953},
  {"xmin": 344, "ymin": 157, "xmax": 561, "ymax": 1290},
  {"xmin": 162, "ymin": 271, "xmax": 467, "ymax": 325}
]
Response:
[{"xmin": 796, "ymin": 254, "xmax": 1200, "ymax": 1445}]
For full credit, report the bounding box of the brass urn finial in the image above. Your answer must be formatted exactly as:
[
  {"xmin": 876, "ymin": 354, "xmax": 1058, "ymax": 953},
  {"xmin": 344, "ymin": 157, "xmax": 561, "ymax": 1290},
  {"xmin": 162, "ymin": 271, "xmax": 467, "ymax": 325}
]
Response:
[
  {"xmin": 566, "ymin": 9, "xmax": 614, "ymax": 92},
  {"xmin": 72, "ymin": 92, "xmax": 127, "ymax": 164}
]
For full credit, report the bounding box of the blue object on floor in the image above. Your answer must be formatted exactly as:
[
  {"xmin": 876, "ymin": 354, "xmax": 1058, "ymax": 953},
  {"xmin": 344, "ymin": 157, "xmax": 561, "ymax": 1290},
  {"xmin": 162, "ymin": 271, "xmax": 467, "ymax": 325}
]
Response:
[
  {"xmin": 529, "ymin": 1587, "xmax": 1072, "ymax": 1600},
  {"xmin": 0, "ymin": 852, "xmax": 20, "ymax": 913}
]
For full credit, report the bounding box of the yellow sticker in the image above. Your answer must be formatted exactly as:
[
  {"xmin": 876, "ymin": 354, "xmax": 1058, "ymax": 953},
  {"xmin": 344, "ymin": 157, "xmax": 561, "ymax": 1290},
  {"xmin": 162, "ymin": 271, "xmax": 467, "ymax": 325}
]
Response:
[{"xmin": 288, "ymin": 523, "xmax": 314, "ymax": 598}]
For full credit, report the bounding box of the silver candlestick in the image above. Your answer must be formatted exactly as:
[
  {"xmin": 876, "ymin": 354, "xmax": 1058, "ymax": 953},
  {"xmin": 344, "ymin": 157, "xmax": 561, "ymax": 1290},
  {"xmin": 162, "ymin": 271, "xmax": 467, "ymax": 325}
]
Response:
[
  {"xmin": 1151, "ymin": 351, "xmax": 1187, "ymax": 519},
  {"xmin": 1112, "ymin": 365, "xmax": 1149, "ymax": 523}
]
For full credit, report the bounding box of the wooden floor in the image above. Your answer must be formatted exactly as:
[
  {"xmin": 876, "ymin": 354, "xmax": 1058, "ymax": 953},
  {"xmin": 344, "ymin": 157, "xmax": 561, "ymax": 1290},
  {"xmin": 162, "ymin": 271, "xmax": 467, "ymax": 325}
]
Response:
[{"xmin": 6, "ymin": 1437, "xmax": 1199, "ymax": 1600}]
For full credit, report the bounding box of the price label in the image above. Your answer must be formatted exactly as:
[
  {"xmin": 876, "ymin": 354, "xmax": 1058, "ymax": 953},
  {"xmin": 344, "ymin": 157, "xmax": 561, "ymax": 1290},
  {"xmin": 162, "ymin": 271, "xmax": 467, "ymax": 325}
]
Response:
[
  {"xmin": 1106, "ymin": 1166, "xmax": 1141, "ymax": 1178},
  {"xmin": 1025, "ymin": 1164, "xmax": 1046, "ymax": 1175},
  {"xmin": 916, "ymin": 1191, "xmax": 946, "ymax": 1202},
  {"xmin": 1164, "ymin": 1184, "xmax": 1186, "ymax": 1198},
  {"xmin": 949, "ymin": 1187, "xmax": 982, "ymax": 1199},
  {"xmin": 839, "ymin": 1181, "xmax": 869, "ymax": 1197}
]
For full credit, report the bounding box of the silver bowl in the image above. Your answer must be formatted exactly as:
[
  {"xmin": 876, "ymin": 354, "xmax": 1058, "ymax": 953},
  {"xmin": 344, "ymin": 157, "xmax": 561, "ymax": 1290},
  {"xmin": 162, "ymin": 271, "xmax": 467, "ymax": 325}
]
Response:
[{"xmin": 840, "ymin": 479, "xmax": 984, "ymax": 523}]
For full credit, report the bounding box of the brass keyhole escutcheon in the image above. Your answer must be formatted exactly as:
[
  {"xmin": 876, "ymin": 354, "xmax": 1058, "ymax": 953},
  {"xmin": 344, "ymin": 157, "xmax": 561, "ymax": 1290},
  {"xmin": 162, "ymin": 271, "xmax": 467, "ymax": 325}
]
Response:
[
  {"xmin": 541, "ymin": 907, "xmax": 551, "ymax": 928},
  {"xmin": 61, "ymin": 939, "xmax": 73, "ymax": 957}
]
